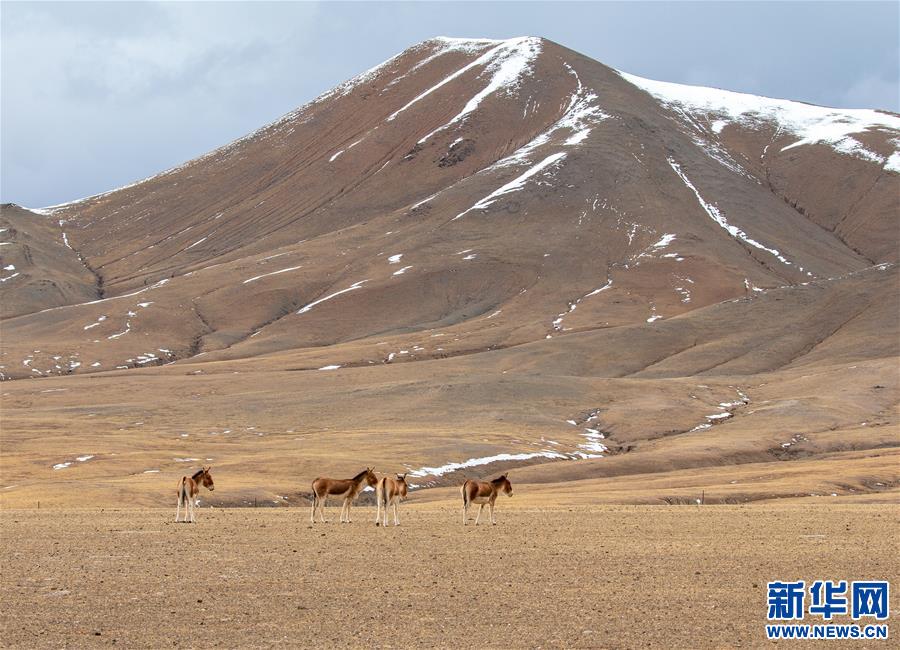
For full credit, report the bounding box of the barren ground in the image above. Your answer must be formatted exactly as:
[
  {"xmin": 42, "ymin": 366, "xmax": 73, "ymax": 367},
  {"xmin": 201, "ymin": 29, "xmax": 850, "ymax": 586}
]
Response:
[{"xmin": 2, "ymin": 504, "xmax": 897, "ymax": 648}]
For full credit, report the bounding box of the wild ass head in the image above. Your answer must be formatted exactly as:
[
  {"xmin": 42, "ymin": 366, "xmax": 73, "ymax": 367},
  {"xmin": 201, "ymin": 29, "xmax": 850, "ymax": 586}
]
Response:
[
  {"xmin": 494, "ymin": 473, "xmax": 512, "ymax": 497},
  {"xmin": 194, "ymin": 466, "xmax": 214, "ymax": 491},
  {"xmin": 396, "ymin": 473, "xmax": 409, "ymax": 499}
]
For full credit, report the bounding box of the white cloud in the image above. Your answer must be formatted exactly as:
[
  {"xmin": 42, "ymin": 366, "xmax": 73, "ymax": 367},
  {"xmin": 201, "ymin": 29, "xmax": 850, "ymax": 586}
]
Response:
[
  {"xmin": 1, "ymin": 2, "xmax": 323, "ymax": 206},
  {"xmin": 2, "ymin": 2, "xmax": 897, "ymax": 207},
  {"xmin": 840, "ymin": 74, "xmax": 899, "ymax": 111}
]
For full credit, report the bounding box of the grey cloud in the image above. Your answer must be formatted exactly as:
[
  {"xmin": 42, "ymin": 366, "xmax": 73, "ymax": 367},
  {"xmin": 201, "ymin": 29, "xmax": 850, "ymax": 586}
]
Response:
[{"xmin": 2, "ymin": 1, "xmax": 897, "ymax": 207}]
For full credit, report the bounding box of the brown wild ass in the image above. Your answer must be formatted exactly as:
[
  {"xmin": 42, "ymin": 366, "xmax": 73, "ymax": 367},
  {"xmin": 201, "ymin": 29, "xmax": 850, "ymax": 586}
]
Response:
[
  {"xmin": 461, "ymin": 474, "xmax": 513, "ymax": 525},
  {"xmin": 175, "ymin": 466, "xmax": 214, "ymax": 523},
  {"xmin": 310, "ymin": 467, "xmax": 378, "ymax": 523},
  {"xmin": 374, "ymin": 473, "xmax": 409, "ymax": 526}
]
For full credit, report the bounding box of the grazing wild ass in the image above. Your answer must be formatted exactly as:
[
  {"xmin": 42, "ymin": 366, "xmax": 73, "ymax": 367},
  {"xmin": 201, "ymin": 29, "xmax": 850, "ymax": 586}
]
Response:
[
  {"xmin": 175, "ymin": 466, "xmax": 214, "ymax": 523},
  {"xmin": 310, "ymin": 467, "xmax": 378, "ymax": 523},
  {"xmin": 461, "ymin": 474, "xmax": 513, "ymax": 525},
  {"xmin": 374, "ymin": 473, "xmax": 409, "ymax": 526}
]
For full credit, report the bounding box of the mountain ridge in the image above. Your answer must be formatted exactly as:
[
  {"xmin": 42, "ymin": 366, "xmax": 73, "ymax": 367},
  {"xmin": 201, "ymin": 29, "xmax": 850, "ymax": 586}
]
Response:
[
  {"xmin": 1, "ymin": 36, "xmax": 897, "ymax": 507},
  {"xmin": 19, "ymin": 36, "xmax": 900, "ymax": 217}
]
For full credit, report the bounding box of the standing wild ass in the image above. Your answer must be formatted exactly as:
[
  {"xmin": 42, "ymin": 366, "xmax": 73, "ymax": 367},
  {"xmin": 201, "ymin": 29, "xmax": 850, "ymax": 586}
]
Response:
[
  {"xmin": 461, "ymin": 474, "xmax": 513, "ymax": 525},
  {"xmin": 374, "ymin": 473, "xmax": 409, "ymax": 526},
  {"xmin": 310, "ymin": 467, "xmax": 378, "ymax": 523},
  {"xmin": 175, "ymin": 466, "xmax": 214, "ymax": 523}
]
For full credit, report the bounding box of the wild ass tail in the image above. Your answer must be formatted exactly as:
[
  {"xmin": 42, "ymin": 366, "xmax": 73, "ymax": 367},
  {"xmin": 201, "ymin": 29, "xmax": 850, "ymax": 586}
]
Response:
[
  {"xmin": 376, "ymin": 476, "xmax": 387, "ymax": 507},
  {"xmin": 177, "ymin": 477, "xmax": 188, "ymax": 506},
  {"xmin": 460, "ymin": 481, "xmax": 469, "ymax": 506},
  {"xmin": 309, "ymin": 481, "xmax": 318, "ymax": 523}
]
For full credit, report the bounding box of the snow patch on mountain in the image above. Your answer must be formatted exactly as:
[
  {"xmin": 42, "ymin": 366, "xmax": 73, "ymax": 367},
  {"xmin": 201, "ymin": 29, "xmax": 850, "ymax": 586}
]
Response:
[
  {"xmin": 453, "ymin": 152, "xmax": 567, "ymax": 220},
  {"xmin": 495, "ymin": 63, "xmax": 609, "ymax": 169},
  {"xmin": 387, "ymin": 37, "xmax": 541, "ymax": 128},
  {"xmin": 408, "ymin": 451, "xmax": 567, "ymax": 478},
  {"xmin": 667, "ymin": 157, "xmax": 806, "ymax": 273},
  {"xmin": 620, "ymin": 71, "xmax": 900, "ymax": 172},
  {"xmin": 297, "ymin": 280, "xmax": 369, "ymax": 314},
  {"xmin": 416, "ymin": 37, "xmax": 544, "ymax": 143},
  {"xmin": 552, "ymin": 278, "xmax": 613, "ymax": 332},
  {"xmin": 386, "ymin": 37, "xmax": 501, "ymax": 90},
  {"xmin": 243, "ymin": 265, "xmax": 303, "ymax": 284}
]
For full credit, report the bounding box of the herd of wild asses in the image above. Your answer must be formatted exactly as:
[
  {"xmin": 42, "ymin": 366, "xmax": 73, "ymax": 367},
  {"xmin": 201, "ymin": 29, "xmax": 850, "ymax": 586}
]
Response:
[{"xmin": 176, "ymin": 467, "xmax": 514, "ymax": 526}]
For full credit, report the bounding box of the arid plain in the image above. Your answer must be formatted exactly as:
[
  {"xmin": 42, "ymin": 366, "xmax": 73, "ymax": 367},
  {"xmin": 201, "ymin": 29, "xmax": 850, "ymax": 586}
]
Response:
[{"xmin": 2, "ymin": 505, "xmax": 898, "ymax": 648}]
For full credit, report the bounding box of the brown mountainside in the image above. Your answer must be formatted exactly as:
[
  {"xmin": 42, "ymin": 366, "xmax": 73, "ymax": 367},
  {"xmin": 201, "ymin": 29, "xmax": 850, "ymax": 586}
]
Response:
[{"xmin": 1, "ymin": 37, "xmax": 897, "ymax": 507}]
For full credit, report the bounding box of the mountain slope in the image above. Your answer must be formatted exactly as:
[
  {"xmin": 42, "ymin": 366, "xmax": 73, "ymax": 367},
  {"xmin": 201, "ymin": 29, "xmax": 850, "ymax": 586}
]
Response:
[
  {"xmin": 3, "ymin": 37, "xmax": 897, "ymax": 376},
  {"xmin": 1, "ymin": 36, "xmax": 897, "ymax": 506},
  {"xmin": 0, "ymin": 204, "xmax": 99, "ymax": 320}
]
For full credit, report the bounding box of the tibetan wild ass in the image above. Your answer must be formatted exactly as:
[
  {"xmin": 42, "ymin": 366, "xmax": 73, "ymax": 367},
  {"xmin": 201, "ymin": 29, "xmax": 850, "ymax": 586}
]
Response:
[
  {"xmin": 461, "ymin": 474, "xmax": 512, "ymax": 525},
  {"xmin": 175, "ymin": 466, "xmax": 214, "ymax": 523},
  {"xmin": 310, "ymin": 467, "xmax": 378, "ymax": 524},
  {"xmin": 374, "ymin": 473, "xmax": 409, "ymax": 526}
]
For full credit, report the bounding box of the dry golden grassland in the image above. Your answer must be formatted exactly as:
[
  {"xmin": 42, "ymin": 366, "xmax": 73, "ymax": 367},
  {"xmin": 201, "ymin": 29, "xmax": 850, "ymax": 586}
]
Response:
[{"xmin": 2, "ymin": 504, "xmax": 898, "ymax": 648}]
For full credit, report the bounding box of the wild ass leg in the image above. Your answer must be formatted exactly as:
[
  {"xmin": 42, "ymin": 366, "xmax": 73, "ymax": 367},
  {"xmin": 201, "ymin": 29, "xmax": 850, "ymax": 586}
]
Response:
[
  {"xmin": 320, "ymin": 496, "xmax": 329, "ymax": 523},
  {"xmin": 175, "ymin": 489, "xmax": 182, "ymax": 523},
  {"xmin": 374, "ymin": 489, "xmax": 382, "ymax": 526},
  {"xmin": 475, "ymin": 504, "xmax": 484, "ymax": 525},
  {"xmin": 462, "ymin": 500, "xmax": 468, "ymax": 526},
  {"xmin": 311, "ymin": 494, "xmax": 324, "ymax": 524},
  {"xmin": 393, "ymin": 501, "xmax": 400, "ymax": 526},
  {"xmin": 489, "ymin": 501, "xmax": 496, "ymax": 525}
]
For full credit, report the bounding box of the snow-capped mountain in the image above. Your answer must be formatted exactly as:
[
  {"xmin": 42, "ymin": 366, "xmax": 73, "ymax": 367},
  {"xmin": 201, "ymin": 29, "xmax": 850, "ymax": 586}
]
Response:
[
  {"xmin": 1, "ymin": 37, "xmax": 897, "ymax": 506},
  {"xmin": 3, "ymin": 35, "xmax": 896, "ymax": 374}
]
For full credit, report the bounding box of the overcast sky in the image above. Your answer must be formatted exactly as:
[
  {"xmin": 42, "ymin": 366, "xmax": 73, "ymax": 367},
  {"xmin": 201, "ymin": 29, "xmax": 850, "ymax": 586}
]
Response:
[{"xmin": 2, "ymin": 1, "xmax": 898, "ymax": 207}]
